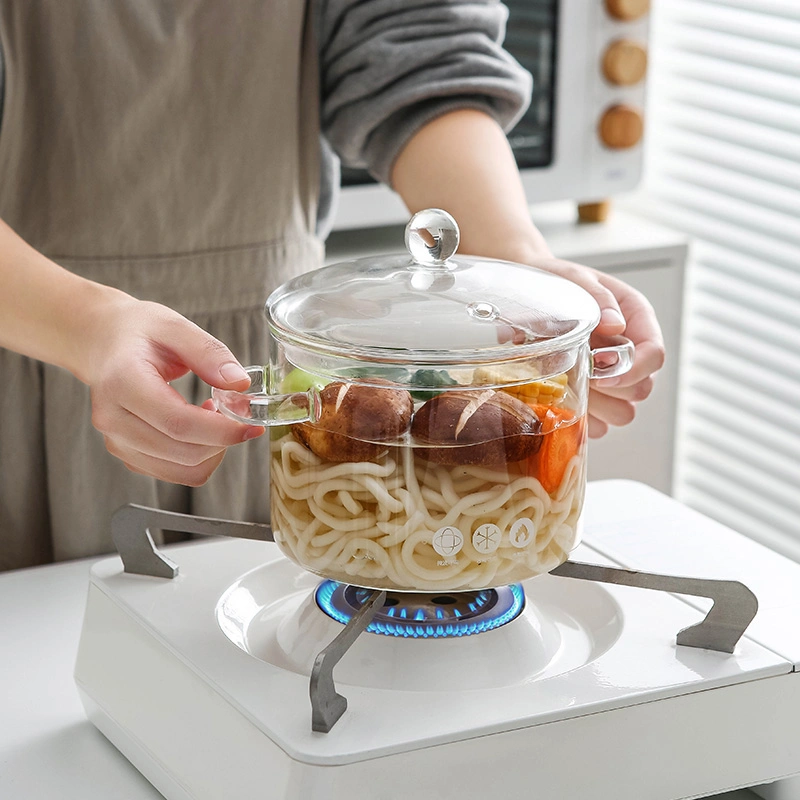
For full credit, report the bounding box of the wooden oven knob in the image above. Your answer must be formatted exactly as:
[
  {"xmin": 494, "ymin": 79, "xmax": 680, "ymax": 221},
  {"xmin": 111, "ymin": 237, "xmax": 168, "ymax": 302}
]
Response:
[
  {"xmin": 598, "ymin": 104, "xmax": 644, "ymax": 149},
  {"xmin": 605, "ymin": 0, "xmax": 650, "ymax": 21},
  {"xmin": 603, "ymin": 39, "xmax": 648, "ymax": 85}
]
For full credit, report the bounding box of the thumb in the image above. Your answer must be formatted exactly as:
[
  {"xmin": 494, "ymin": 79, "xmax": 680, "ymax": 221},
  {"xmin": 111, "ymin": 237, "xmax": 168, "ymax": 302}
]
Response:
[
  {"xmin": 596, "ymin": 306, "xmax": 627, "ymax": 337},
  {"xmin": 583, "ymin": 278, "xmax": 627, "ymax": 337},
  {"xmin": 163, "ymin": 317, "xmax": 252, "ymax": 390},
  {"xmin": 592, "ymin": 271, "xmax": 632, "ymax": 337},
  {"xmin": 535, "ymin": 257, "xmax": 627, "ymax": 337}
]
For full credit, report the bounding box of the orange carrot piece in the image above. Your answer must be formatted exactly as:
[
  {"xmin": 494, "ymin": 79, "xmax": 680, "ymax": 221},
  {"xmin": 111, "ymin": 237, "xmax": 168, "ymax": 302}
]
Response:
[{"xmin": 528, "ymin": 405, "xmax": 585, "ymax": 494}]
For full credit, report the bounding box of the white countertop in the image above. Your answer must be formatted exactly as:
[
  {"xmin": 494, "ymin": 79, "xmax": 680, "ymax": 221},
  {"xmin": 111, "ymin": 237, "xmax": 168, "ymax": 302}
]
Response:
[
  {"xmin": 0, "ymin": 555, "xmax": 159, "ymax": 797},
  {"xmin": 3, "ymin": 480, "xmax": 791, "ymax": 799}
]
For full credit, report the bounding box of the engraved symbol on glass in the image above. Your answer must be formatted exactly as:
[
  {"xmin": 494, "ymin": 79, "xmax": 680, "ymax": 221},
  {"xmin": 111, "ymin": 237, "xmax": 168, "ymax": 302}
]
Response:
[
  {"xmin": 432, "ymin": 526, "xmax": 464, "ymax": 558},
  {"xmin": 472, "ymin": 524, "xmax": 501, "ymax": 556},
  {"xmin": 509, "ymin": 518, "xmax": 535, "ymax": 549}
]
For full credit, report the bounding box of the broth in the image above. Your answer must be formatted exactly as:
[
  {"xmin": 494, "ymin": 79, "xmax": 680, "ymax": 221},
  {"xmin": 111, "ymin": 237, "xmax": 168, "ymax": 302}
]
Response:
[{"xmin": 269, "ymin": 416, "xmax": 587, "ymax": 591}]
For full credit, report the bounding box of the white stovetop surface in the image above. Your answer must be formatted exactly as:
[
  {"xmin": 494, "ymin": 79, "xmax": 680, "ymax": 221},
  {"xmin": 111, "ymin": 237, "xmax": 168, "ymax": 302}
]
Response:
[
  {"xmin": 3, "ymin": 480, "xmax": 800, "ymax": 797},
  {"xmin": 81, "ymin": 534, "xmax": 788, "ymax": 765}
]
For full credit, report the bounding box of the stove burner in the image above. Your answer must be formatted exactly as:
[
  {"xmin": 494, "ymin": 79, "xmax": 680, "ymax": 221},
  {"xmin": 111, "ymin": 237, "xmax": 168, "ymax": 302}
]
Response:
[{"xmin": 315, "ymin": 581, "xmax": 525, "ymax": 638}]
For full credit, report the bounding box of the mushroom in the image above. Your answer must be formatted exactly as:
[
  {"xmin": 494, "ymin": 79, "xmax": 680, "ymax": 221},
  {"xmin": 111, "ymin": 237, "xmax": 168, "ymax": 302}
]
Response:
[
  {"xmin": 292, "ymin": 381, "xmax": 414, "ymax": 462},
  {"xmin": 411, "ymin": 389, "xmax": 542, "ymax": 466}
]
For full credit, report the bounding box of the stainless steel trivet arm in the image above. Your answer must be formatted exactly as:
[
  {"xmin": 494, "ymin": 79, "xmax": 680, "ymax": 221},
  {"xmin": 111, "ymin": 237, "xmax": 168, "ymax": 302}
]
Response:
[
  {"xmin": 111, "ymin": 503, "xmax": 274, "ymax": 578},
  {"xmin": 551, "ymin": 560, "xmax": 758, "ymax": 654},
  {"xmin": 310, "ymin": 589, "xmax": 388, "ymax": 734}
]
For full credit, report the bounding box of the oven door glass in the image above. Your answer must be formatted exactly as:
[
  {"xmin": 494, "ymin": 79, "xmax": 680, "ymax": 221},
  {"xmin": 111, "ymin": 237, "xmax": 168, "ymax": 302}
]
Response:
[{"xmin": 503, "ymin": 0, "xmax": 558, "ymax": 170}]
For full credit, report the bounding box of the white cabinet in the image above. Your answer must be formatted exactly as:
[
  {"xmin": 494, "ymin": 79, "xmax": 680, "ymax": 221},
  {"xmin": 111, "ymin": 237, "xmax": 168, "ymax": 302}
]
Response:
[{"xmin": 324, "ymin": 202, "xmax": 689, "ymax": 496}]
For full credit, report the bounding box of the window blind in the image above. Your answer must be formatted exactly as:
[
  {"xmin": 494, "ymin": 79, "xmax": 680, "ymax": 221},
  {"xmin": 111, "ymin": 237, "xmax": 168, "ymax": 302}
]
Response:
[{"xmin": 641, "ymin": 0, "xmax": 800, "ymax": 559}]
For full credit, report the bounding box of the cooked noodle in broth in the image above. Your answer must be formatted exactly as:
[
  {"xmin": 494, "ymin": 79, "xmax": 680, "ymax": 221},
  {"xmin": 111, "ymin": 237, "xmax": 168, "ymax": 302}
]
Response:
[{"xmin": 269, "ymin": 429, "xmax": 585, "ymax": 591}]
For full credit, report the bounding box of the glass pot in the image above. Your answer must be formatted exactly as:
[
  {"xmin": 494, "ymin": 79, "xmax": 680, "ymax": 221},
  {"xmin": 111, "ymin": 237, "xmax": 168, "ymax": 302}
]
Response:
[{"xmin": 213, "ymin": 209, "xmax": 633, "ymax": 592}]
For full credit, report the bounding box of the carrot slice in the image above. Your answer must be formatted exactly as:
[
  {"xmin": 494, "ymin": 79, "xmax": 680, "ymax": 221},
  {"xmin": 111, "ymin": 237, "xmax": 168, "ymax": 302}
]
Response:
[{"xmin": 528, "ymin": 405, "xmax": 585, "ymax": 494}]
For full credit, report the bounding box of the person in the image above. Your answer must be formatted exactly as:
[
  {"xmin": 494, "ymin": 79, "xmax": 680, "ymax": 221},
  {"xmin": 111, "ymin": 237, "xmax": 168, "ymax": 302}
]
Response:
[{"xmin": 0, "ymin": 1, "xmax": 664, "ymax": 572}]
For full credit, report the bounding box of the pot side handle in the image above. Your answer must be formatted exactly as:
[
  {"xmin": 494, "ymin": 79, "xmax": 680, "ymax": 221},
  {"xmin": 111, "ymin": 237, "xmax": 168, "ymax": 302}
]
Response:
[
  {"xmin": 589, "ymin": 336, "xmax": 635, "ymax": 380},
  {"xmin": 212, "ymin": 366, "xmax": 322, "ymax": 426}
]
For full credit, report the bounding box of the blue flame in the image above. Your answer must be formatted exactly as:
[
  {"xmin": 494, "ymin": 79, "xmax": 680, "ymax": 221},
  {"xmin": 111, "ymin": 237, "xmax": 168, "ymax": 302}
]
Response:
[{"xmin": 315, "ymin": 581, "xmax": 525, "ymax": 639}]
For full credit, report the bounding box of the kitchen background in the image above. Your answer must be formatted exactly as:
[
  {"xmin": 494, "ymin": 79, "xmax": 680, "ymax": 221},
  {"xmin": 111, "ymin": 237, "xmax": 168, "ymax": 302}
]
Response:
[
  {"xmin": 631, "ymin": 0, "xmax": 800, "ymax": 564},
  {"xmin": 331, "ymin": 0, "xmax": 800, "ymax": 565},
  {"xmin": 1, "ymin": 3, "xmax": 798, "ymax": 799}
]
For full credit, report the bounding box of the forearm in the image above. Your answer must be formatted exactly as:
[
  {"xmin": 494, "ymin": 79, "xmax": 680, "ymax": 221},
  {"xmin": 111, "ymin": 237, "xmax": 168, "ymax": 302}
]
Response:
[
  {"xmin": 390, "ymin": 109, "xmax": 552, "ymax": 263},
  {"xmin": 390, "ymin": 109, "xmax": 666, "ymax": 439},
  {"xmin": 0, "ymin": 217, "xmax": 127, "ymax": 381}
]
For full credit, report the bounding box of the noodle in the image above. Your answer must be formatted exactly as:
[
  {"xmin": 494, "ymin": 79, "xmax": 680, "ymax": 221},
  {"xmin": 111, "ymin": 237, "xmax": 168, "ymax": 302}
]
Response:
[{"xmin": 270, "ymin": 431, "xmax": 586, "ymax": 591}]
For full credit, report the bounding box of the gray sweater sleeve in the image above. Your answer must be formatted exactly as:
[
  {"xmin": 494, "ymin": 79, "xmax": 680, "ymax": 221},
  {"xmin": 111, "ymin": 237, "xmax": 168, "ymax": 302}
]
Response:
[{"xmin": 317, "ymin": 0, "xmax": 532, "ymax": 185}]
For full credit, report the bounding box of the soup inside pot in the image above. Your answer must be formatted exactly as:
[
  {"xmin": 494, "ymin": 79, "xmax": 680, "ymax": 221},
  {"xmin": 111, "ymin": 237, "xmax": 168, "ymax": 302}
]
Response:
[{"xmin": 268, "ymin": 365, "xmax": 587, "ymax": 592}]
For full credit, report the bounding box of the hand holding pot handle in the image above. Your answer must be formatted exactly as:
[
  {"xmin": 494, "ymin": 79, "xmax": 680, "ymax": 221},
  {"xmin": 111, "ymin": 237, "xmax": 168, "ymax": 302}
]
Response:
[{"xmin": 519, "ymin": 256, "xmax": 665, "ymax": 439}]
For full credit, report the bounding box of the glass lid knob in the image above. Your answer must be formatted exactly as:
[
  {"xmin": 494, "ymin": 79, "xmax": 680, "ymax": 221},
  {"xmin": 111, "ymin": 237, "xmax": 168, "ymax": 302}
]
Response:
[{"xmin": 405, "ymin": 208, "xmax": 460, "ymax": 266}]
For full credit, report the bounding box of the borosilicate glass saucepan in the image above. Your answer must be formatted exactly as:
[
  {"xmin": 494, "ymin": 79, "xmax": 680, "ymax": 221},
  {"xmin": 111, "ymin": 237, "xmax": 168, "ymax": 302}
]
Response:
[{"xmin": 213, "ymin": 209, "xmax": 634, "ymax": 592}]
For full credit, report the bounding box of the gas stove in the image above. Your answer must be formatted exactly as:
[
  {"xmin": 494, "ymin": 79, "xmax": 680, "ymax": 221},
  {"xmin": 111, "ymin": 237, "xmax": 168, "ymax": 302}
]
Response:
[{"xmin": 74, "ymin": 481, "xmax": 800, "ymax": 800}]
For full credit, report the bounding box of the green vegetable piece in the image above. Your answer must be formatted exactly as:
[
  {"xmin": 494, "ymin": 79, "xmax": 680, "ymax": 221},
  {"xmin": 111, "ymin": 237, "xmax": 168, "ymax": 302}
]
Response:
[
  {"xmin": 280, "ymin": 368, "xmax": 327, "ymax": 393},
  {"xmin": 410, "ymin": 369, "xmax": 459, "ymax": 401}
]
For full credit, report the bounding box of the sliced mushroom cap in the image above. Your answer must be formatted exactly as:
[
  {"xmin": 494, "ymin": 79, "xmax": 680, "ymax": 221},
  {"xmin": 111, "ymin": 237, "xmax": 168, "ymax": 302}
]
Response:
[
  {"xmin": 293, "ymin": 380, "xmax": 414, "ymax": 462},
  {"xmin": 411, "ymin": 389, "xmax": 542, "ymax": 466}
]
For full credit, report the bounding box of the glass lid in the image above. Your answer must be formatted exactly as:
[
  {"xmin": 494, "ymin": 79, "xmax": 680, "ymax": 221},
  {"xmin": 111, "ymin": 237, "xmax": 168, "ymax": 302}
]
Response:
[{"xmin": 267, "ymin": 209, "xmax": 601, "ymax": 366}]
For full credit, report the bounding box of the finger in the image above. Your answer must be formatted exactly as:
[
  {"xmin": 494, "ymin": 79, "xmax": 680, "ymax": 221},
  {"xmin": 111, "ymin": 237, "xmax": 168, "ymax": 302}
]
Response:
[
  {"xmin": 592, "ymin": 375, "xmax": 656, "ymax": 404},
  {"xmin": 130, "ymin": 386, "xmax": 263, "ymax": 445},
  {"xmin": 587, "ymin": 387, "xmax": 637, "ymax": 428},
  {"xmin": 589, "ymin": 276, "xmax": 665, "ymax": 390},
  {"xmin": 150, "ymin": 312, "xmax": 253, "ymax": 391},
  {"xmin": 102, "ymin": 407, "xmax": 229, "ymax": 467},
  {"xmin": 537, "ymin": 257, "xmax": 627, "ymax": 336},
  {"xmin": 200, "ymin": 395, "xmax": 265, "ymax": 439},
  {"xmin": 594, "ymin": 339, "xmax": 665, "ymax": 390},
  {"xmin": 95, "ymin": 367, "xmax": 263, "ymax": 447},
  {"xmin": 596, "ymin": 271, "xmax": 664, "ymax": 349},
  {"xmin": 117, "ymin": 447, "xmax": 228, "ymax": 487},
  {"xmin": 587, "ymin": 415, "xmax": 609, "ymax": 439}
]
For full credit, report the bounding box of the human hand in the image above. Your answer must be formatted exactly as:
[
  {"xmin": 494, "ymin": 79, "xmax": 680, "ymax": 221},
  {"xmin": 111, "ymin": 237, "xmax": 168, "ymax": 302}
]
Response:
[
  {"xmin": 77, "ymin": 294, "xmax": 264, "ymax": 485},
  {"xmin": 530, "ymin": 256, "xmax": 666, "ymax": 439}
]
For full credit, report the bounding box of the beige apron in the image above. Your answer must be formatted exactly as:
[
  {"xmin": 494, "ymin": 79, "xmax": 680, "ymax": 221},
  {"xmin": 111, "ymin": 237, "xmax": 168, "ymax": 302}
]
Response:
[{"xmin": 0, "ymin": 1, "xmax": 323, "ymax": 570}]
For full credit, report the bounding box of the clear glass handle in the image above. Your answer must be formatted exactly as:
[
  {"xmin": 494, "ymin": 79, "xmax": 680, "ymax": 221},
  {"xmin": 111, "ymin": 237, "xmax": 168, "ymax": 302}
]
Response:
[
  {"xmin": 589, "ymin": 337, "xmax": 635, "ymax": 380},
  {"xmin": 211, "ymin": 366, "xmax": 321, "ymax": 426}
]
